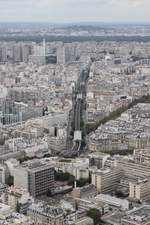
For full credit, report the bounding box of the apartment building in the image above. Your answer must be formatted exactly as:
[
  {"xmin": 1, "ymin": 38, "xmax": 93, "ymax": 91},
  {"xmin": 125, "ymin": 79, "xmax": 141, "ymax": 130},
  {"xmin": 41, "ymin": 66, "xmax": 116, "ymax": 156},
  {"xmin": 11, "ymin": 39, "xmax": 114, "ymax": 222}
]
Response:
[
  {"xmin": 129, "ymin": 178, "xmax": 150, "ymax": 202},
  {"xmin": 28, "ymin": 202, "xmax": 64, "ymax": 225},
  {"xmin": 91, "ymin": 168, "xmax": 121, "ymax": 193},
  {"xmin": 117, "ymin": 158, "xmax": 150, "ymax": 178},
  {"xmin": 2, "ymin": 186, "xmax": 34, "ymax": 214},
  {"xmin": 134, "ymin": 148, "xmax": 150, "ymax": 165}
]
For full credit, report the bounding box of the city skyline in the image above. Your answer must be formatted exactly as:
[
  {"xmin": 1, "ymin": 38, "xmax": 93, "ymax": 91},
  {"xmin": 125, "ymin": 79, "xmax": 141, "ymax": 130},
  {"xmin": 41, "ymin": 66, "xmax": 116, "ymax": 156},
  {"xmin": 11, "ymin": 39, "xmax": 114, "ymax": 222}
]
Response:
[
  {"xmin": 1, "ymin": 3, "xmax": 150, "ymax": 224},
  {"xmin": 0, "ymin": 0, "xmax": 150, "ymax": 23}
]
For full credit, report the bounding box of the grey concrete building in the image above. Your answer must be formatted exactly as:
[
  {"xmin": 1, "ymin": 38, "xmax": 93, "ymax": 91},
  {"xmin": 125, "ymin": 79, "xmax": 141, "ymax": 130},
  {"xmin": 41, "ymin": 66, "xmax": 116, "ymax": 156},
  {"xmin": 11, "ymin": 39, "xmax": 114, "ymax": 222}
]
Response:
[{"xmin": 14, "ymin": 159, "xmax": 54, "ymax": 197}]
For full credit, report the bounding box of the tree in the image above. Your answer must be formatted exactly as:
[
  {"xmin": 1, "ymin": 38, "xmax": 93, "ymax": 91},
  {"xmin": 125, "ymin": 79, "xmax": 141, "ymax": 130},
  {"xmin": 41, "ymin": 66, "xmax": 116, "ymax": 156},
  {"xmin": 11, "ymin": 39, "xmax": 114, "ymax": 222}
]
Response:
[
  {"xmin": 115, "ymin": 190, "xmax": 125, "ymax": 198},
  {"xmin": 86, "ymin": 94, "xmax": 150, "ymax": 134},
  {"xmin": 16, "ymin": 201, "xmax": 20, "ymax": 213},
  {"xmin": 44, "ymin": 128, "xmax": 49, "ymax": 134},
  {"xmin": 67, "ymin": 175, "xmax": 75, "ymax": 186},
  {"xmin": 47, "ymin": 189, "xmax": 52, "ymax": 197},
  {"xmin": 0, "ymin": 138, "xmax": 5, "ymax": 145},
  {"xmin": 77, "ymin": 178, "xmax": 89, "ymax": 187},
  {"xmin": 55, "ymin": 170, "xmax": 75, "ymax": 185},
  {"xmin": 7, "ymin": 176, "xmax": 14, "ymax": 186},
  {"xmin": 87, "ymin": 208, "xmax": 101, "ymax": 225}
]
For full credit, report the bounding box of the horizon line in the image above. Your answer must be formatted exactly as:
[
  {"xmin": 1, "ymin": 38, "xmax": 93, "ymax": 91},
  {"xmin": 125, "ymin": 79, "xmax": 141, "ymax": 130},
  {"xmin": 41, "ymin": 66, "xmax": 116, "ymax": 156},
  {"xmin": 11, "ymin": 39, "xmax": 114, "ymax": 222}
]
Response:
[{"xmin": 0, "ymin": 21, "xmax": 150, "ymax": 25}]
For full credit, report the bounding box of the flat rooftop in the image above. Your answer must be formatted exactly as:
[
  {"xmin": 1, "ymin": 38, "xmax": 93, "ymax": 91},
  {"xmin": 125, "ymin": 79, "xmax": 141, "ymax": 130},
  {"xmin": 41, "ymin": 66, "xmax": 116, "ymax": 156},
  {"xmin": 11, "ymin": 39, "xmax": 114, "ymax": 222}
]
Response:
[
  {"xmin": 123, "ymin": 205, "xmax": 150, "ymax": 223},
  {"xmin": 20, "ymin": 159, "xmax": 54, "ymax": 172}
]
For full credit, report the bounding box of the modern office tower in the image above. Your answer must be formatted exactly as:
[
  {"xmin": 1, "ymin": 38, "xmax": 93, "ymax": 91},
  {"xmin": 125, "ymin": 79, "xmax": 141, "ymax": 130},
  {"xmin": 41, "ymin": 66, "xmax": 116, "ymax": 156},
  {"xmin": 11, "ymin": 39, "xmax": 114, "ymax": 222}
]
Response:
[
  {"xmin": 29, "ymin": 40, "xmax": 56, "ymax": 64},
  {"xmin": 0, "ymin": 43, "xmax": 32, "ymax": 63},
  {"xmin": 32, "ymin": 39, "xmax": 46, "ymax": 56},
  {"xmin": 14, "ymin": 160, "xmax": 54, "ymax": 197},
  {"xmin": 0, "ymin": 45, "xmax": 7, "ymax": 62},
  {"xmin": 33, "ymin": 45, "xmax": 45, "ymax": 56},
  {"xmin": 13, "ymin": 44, "xmax": 22, "ymax": 62},
  {"xmin": 0, "ymin": 97, "xmax": 43, "ymax": 125},
  {"xmin": 43, "ymin": 38, "xmax": 46, "ymax": 56},
  {"xmin": 57, "ymin": 44, "xmax": 76, "ymax": 64},
  {"xmin": 22, "ymin": 45, "xmax": 32, "ymax": 63},
  {"xmin": 2, "ymin": 99, "xmax": 15, "ymax": 115},
  {"xmin": 65, "ymin": 44, "xmax": 76, "ymax": 62},
  {"xmin": 6, "ymin": 44, "xmax": 13, "ymax": 60},
  {"xmin": 29, "ymin": 40, "xmax": 46, "ymax": 64},
  {"xmin": 91, "ymin": 168, "xmax": 121, "ymax": 193},
  {"xmin": 57, "ymin": 45, "xmax": 66, "ymax": 64},
  {"xmin": 45, "ymin": 46, "xmax": 57, "ymax": 64},
  {"xmin": 0, "ymin": 99, "xmax": 20, "ymax": 125},
  {"xmin": 28, "ymin": 202, "xmax": 64, "ymax": 225}
]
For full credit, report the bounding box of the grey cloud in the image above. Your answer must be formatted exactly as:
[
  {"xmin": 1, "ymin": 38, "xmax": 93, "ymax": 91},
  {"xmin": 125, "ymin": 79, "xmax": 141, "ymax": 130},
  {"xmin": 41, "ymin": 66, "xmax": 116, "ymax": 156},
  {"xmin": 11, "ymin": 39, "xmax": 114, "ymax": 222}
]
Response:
[{"xmin": 0, "ymin": 0, "xmax": 149, "ymax": 22}]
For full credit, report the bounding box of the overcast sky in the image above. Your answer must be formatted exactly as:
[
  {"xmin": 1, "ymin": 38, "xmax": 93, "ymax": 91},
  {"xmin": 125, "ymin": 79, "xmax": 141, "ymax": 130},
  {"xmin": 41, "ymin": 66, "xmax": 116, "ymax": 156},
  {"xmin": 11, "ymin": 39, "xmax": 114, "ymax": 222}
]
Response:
[{"xmin": 0, "ymin": 0, "xmax": 149, "ymax": 23}]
